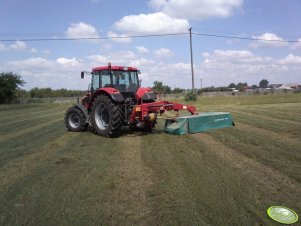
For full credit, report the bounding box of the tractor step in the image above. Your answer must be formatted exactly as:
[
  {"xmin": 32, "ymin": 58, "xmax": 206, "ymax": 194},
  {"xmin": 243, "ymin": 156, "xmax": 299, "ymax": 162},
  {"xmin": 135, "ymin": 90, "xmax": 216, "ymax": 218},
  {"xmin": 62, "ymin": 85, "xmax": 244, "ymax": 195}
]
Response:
[{"xmin": 164, "ymin": 112, "xmax": 234, "ymax": 135}]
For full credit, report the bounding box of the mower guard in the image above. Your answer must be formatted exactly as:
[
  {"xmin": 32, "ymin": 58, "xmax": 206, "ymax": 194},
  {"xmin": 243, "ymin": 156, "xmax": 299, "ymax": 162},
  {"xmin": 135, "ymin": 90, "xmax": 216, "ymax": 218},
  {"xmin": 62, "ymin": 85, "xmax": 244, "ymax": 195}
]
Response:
[{"xmin": 164, "ymin": 112, "xmax": 234, "ymax": 135}]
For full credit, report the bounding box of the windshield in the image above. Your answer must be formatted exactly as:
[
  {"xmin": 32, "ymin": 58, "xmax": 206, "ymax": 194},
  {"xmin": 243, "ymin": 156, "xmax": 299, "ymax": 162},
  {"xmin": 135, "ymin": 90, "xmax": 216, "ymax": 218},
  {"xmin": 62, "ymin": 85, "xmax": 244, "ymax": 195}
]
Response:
[
  {"xmin": 112, "ymin": 70, "xmax": 139, "ymax": 92},
  {"xmin": 92, "ymin": 70, "xmax": 139, "ymax": 93}
]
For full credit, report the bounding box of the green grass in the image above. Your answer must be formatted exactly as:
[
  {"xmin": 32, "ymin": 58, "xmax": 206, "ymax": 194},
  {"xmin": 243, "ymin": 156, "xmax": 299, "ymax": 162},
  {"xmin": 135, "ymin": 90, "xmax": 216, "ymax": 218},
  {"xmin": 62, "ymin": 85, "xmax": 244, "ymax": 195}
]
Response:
[
  {"xmin": 1, "ymin": 94, "xmax": 301, "ymax": 225},
  {"xmin": 198, "ymin": 93, "xmax": 301, "ymax": 106}
]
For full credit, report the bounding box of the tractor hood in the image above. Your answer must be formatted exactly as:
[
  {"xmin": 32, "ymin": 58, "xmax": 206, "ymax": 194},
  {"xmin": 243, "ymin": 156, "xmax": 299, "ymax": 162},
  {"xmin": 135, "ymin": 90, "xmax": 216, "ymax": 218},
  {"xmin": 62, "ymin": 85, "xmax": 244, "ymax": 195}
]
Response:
[{"xmin": 135, "ymin": 87, "xmax": 157, "ymax": 102}]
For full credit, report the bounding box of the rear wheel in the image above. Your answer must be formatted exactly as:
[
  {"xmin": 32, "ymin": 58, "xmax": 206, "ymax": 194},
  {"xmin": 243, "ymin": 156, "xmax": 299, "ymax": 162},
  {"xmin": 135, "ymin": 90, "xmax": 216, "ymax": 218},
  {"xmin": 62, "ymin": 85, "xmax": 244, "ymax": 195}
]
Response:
[
  {"xmin": 91, "ymin": 95, "xmax": 122, "ymax": 137},
  {"xmin": 65, "ymin": 107, "xmax": 86, "ymax": 132}
]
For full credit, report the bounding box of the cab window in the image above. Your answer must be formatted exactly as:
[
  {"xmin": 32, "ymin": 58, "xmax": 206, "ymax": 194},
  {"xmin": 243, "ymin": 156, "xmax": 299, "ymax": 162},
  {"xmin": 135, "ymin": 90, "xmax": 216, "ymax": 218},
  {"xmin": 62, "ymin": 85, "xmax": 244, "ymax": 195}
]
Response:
[
  {"xmin": 91, "ymin": 71, "xmax": 100, "ymax": 91},
  {"xmin": 100, "ymin": 70, "xmax": 111, "ymax": 87}
]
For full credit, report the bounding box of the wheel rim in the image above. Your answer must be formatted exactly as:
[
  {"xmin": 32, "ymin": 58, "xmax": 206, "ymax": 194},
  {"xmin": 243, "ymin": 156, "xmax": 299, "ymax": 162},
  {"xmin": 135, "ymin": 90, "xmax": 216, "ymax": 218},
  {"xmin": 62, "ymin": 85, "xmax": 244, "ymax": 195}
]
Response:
[
  {"xmin": 95, "ymin": 103, "xmax": 110, "ymax": 130},
  {"xmin": 69, "ymin": 113, "xmax": 81, "ymax": 128}
]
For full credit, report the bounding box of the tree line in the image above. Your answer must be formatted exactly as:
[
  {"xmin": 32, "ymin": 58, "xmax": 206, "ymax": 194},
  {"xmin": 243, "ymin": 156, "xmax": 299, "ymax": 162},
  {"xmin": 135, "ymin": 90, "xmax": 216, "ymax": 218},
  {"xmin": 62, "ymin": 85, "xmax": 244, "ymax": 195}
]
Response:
[
  {"xmin": 28, "ymin": 87, "xmax": 86, "ymax": 98},
  {"xmin": 0, "ymin": 72, "xmax": 271, "ymax": 104},
  {"xmin": 152, "ymin": 79, "xmax": 270, "ymax": 94},
  {"xmin": 0, "ymin": 72, "xmax": 85, "ymax": 104}
]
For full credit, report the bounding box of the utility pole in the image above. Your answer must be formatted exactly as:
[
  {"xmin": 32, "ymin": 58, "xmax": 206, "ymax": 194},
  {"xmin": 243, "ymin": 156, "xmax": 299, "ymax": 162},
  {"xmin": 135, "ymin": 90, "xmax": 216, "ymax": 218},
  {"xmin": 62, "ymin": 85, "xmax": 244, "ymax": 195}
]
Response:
[
  {"xmin": 201, "ymin": 78, "xmax": 203, "ymax": 90},
  {"xmin": 188, "ymin": 27, "xmax": 195, "ymax": 93}
]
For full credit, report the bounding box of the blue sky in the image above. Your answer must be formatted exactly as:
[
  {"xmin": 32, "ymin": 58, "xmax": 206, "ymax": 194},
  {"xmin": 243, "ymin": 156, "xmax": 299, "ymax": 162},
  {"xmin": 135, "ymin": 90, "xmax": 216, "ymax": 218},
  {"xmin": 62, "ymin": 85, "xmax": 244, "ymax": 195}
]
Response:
[{"xmin": 0, "ymin": 0, "xmax": 300, "ymax": 90}]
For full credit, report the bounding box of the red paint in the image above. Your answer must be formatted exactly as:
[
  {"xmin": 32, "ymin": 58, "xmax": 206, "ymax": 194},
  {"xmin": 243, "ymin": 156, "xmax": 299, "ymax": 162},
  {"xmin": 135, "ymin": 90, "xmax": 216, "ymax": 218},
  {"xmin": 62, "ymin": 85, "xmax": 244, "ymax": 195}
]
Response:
[
  {"xmin": 135, "ymin": 87, "xmax": 153, "ymax": 100},
  {"xmin": 129, "ymin": 101, "xmax": 197, "ymax": 123},
  {"xmin": 92, "ymin": 66, "xmax": 138, "ymax": 71}
]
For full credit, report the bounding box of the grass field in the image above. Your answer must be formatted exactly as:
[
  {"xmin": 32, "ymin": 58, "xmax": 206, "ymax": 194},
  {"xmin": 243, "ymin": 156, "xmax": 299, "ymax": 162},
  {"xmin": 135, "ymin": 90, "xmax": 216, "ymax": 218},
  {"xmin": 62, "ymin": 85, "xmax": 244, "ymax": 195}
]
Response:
[{"xmin": 1, "ymin": 93, "xmax": 301, "ymax": 225}]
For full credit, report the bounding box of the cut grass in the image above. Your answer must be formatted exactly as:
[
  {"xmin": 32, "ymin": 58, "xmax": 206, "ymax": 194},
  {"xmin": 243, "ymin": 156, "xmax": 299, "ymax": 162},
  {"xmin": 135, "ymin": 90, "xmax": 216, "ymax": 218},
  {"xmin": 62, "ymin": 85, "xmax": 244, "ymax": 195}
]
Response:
[
  {"xmin": 232, "ymin": 111, "xmax": 301, "ymax": 139},
  {"xmin": 139, "ymin": 132, "xmax": 275, "ymax": 225},
  {"xmin": 1, "ymin": 94, "xmax": 301, "ymax": 225},
  {"xmin": 1, "ymin": 131, "xmax": 121, "ymax": 225},
  {"xmin": 207, "ymin": 124, "xmax": 301, "ymax": 182}
]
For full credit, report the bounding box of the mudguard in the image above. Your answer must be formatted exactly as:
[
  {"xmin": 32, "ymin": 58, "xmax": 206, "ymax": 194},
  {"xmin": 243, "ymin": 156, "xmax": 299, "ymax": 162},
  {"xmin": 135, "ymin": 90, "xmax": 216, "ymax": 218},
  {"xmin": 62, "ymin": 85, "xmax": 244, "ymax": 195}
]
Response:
[
  {"xmin": 110, "ymin": 92, "xmax": 124, "ymax": 102},
  {"xmin": 92, "ymin": 88, "xmax": 125, "ymax": 103}
]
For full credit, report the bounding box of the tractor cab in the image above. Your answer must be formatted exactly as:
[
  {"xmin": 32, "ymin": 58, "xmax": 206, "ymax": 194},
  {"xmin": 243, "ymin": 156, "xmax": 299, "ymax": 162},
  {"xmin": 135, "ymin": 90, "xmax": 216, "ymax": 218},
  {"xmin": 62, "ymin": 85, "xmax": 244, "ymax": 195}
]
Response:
[{"xmin": 87, "ymin": 65, "xmax": 140, "ymax": 99}]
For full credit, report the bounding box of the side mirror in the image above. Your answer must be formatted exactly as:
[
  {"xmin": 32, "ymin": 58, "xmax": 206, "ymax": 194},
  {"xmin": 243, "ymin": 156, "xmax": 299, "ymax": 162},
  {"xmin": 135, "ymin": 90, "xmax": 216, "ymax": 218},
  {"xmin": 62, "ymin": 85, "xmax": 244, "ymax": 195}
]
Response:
[
  {"xmin": 81, "ymin": 71, "xmax": 84, "ymax": 79},
  {"xmin": 139, "ymin": 79, "xmax": 142, "ymax": 87}
]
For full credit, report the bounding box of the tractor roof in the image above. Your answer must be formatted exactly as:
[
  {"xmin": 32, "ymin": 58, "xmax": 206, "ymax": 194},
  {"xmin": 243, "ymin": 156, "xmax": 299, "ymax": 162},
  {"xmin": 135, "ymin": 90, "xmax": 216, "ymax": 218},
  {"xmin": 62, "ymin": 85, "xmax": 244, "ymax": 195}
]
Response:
[{"xmin": 92, "ymin": 65, "xmax": 138, "ymax": 72}]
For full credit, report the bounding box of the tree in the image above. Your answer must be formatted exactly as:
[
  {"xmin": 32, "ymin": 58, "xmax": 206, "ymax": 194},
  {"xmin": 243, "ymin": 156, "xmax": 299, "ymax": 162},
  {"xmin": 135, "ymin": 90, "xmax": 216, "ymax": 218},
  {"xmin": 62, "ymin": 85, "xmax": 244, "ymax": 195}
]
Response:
[
  {"xmin": 172, "ymin": 87, "xmax": 185, "ymax": 94},
  {"xmin": 152, "ymin": 81, "xmax": 164, "ymax": 93},
  {"xmin": 152, "ymin": 81, "xmax": 171, "ymax": 94},
  {"xmin": 163, "ymin": 85, "xmax": 171, "ymax": 94},
  {"xmin": 259, "ymin": 79, "xmax": 269, "ymax": 88},
  {"xmin": 0, "ymin": 72, "xmax": 25, "ymax": 104},
  {"xmin": 237, "ymin": 82, "xmax": 248, "ymax": 92},
  {"xmin": 185, "ymin": 91, "xmax": 197, "ymax": 101},
  {"xmin": 228, "ymin": 83, "xmax": 236, "ymax": 88},
  {"xmin": 251, "ymin": 84, "xmax": 258, "ymax": 89},
  {"xmin": 16, "ymin": 89, "xmax": 30, "ymax": 99},
  {"xmin": 30, "ymin": 87, "xmax": 53, "ymax": 98}
]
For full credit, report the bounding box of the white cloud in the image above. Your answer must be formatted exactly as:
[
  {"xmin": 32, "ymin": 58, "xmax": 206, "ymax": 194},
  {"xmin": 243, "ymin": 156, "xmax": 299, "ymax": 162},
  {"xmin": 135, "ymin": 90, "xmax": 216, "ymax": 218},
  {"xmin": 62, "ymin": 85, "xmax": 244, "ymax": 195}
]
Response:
[
  {"xmin": 148, "ymin": 0, "xmax": 243, "ymax": 20},
  {"xmin": 8, "ymin": 57, "xmax": 60, "ymax": 72},
  {"xmin": 250, "ymin": 33, "xmax": 288, "ymax": 48},
  {"xmin": 279, "ymin": 54, "xmax": 301, "ymax": 65},
  {"xmin": 201, "ymin": 50, "xmax": 300, "ymax": 87},
  {"xmin": 291, "ymin": 38, "xmax": 301, "ymax": 49},
  {"xmin": 142, "ymin": 62, "xmax": 191, "ymax": 87},
  {"xmin": 107, "ymin": 31, "xmax": 132, "ymax": 43},
  {"xmin": 87, "ymin": 55, "xmax": 108, "ymax": 65},
  {"xmin": 154, "ymin": 47, "xmax": 174, "ymax": 57},
  {"xmin": 30, "ymin": 48, "xmax": 37, "ymax": 53},
  {"xmin": 114, "ymin": 12, "xmax": 189, "ymax": 35},
  {"xmin": 87, "ymin": 52, "xmax": 154, "ymax": 70},
  {"xmin": 2, "ymin": 57, "xmax": 86, "ymax": 89},
  {"xmin": 129, "ymin": 58, "xmax": 155, "ymax": 68},
  {"xmin": 65, "ymin": 22, "xmax": 99, "ymax": 39},
  {"xmin": 211, "ymin": 50, "xmax": 254, "ymax": 59},
  {"xmin": 43, "ymin": 49, "xmax": 51, "ymax": 54},
  {"xmin": 56, "ymin": 57, "xmax": 80, "ymax": 66},
  {"xmin": 1, "ymin": 41, "xmax": 38, "ymax": 52},
  {"xmin": 136, "ymin": 46, "xmax": 149, "ymax": 53},
  {"xmin": 87, "ymin": 51, "xmax": 138, "ymax": 67},
  {"xmin": 9, "ymin": 41, "xmax": 27, "ymax": 50},
  {"xmin": 0, "ymin": 42, "xmax": 6, "ymax": 51},
  {"xmin": 101, "ymin": 43, "xmax": 112, "ymax": 50},
  {"xmin": 12, "ymin": 57, "xmax": 52, "ymax": 67},
  {"xmin": 148, "ymin": 0, "xmax": 167, "ymax": 10},
  {"xmin": 226, "ymin": 38, "xmax": 240, "ymax": 45}
]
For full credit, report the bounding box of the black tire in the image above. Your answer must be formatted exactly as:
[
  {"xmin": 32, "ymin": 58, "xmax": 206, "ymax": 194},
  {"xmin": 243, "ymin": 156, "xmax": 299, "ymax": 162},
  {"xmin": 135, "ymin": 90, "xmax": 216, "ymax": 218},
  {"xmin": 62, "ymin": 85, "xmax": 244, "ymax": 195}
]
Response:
[
  {"xmin": 91, "ymin": 95, "xmax": 122, "ymax": 137},
  {"xmin": 65, "ymin": 107, "xmax": 86, "ymax": 132}
]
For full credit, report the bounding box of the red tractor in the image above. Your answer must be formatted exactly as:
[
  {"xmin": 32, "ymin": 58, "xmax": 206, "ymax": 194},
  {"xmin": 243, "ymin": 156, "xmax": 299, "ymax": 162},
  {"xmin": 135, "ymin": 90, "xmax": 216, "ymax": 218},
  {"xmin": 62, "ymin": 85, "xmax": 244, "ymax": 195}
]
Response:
[{"xmin": 64, "ymin": 63, "xmax": 198, "ymax": 137}]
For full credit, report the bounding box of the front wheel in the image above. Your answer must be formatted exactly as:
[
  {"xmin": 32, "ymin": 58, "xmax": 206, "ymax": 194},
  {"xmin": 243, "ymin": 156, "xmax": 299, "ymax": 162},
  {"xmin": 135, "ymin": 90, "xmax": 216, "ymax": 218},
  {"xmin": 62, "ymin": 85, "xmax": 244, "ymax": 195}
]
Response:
[
  {"xmin": 65, "ymin": 107, "xmax": 86, "ymax": 132},
  {"xmin": 91, "ymin": 95, "xmax": 122, "ymax": 137}
]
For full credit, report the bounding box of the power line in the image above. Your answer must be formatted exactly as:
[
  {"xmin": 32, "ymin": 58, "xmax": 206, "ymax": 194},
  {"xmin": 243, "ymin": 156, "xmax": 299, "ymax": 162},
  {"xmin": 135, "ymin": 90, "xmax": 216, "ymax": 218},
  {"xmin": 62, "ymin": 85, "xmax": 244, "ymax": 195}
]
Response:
[
  {"xmin": 0, "ymin": 31, "xmax": 300, "ymax": 43},
  {"xmin": 192, "ymin": 32, "xmax": 300, "ymax": 43},
  {"xmin": 0, "ymin": 33, "xmax": 188, "ymax": 42}
]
